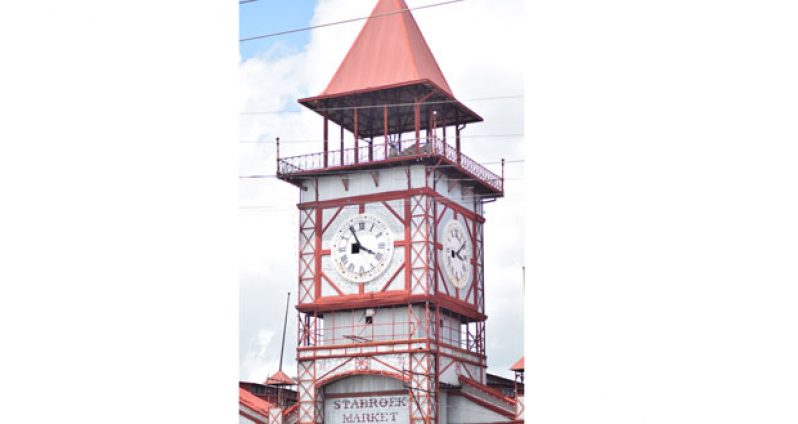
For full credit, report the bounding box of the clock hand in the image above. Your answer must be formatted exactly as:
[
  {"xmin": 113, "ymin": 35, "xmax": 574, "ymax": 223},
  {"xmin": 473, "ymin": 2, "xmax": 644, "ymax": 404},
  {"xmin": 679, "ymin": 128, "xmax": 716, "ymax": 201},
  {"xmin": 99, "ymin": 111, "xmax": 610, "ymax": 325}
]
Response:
[
  {"xmin": 349, "ymin": 226, "xmax": 363, "ymax": 247},
  {"xmin": 360, "ymin": 245, "xmax": 377, "ymax": 255},
  {"xmin": 455, "ymin": 241, "xmax": 467, "ymax": 260}
]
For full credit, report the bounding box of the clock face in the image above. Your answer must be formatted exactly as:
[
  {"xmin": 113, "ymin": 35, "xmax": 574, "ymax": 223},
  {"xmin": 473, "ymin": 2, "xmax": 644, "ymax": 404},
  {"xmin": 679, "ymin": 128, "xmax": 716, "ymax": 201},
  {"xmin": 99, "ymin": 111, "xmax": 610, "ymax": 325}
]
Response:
[
  {"xmin": 331, "ymin": 213, "xmax": 395, "ymax": 283},
  {"xmin": 442, "ymin": 220, "xmax": 472, "ymax": 289}
]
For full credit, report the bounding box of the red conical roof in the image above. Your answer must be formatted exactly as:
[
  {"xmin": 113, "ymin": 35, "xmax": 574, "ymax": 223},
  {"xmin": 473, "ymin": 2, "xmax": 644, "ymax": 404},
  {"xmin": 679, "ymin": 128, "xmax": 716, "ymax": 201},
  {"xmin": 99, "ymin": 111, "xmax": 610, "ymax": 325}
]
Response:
[
  {"xmin": 320, "ymin": 0, "xmax": 453, "ymax": 98},
  {"xmin": 299, "ymin": 0, "xmax": 482, "ymax": 137},
  {"xmin": 265, "ymin": 370, "xmax": 296, "ymax": 386},
  {"xmin": 510, "ymin": 356, "xmax": 524, "ymax": 372}
]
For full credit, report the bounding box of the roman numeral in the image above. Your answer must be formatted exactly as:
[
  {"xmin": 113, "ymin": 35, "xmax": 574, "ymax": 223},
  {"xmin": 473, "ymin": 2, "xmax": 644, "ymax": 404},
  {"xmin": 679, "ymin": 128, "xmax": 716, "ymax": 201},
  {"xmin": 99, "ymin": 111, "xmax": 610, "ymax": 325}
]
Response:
[{"xmin": 358, "ymin": 222, "xmax": 365, "ymax": 230}]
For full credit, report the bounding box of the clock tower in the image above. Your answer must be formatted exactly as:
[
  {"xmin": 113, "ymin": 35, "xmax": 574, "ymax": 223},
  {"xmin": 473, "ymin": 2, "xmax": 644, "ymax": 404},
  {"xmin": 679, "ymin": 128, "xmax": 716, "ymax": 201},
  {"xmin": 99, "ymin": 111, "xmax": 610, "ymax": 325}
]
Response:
[{"xmin": 276, "ymin": 1, "xmax": 514, "ymax": 424}]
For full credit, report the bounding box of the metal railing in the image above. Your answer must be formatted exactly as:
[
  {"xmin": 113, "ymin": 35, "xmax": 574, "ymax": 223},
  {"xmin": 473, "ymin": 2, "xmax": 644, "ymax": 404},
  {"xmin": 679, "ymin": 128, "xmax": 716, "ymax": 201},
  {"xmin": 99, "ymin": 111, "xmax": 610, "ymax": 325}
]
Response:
[{"xmin": 277, "ymin": 137, "xmax": 503, "ymax": 193}]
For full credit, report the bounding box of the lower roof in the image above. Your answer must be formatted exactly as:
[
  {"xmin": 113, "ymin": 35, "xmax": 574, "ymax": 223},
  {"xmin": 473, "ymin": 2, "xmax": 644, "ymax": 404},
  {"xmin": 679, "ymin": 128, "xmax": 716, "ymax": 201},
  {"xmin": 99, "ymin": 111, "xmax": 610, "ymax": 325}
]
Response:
[{"xmin": 299, "ymin": 80, "xmax": 483, "ymax": 139}]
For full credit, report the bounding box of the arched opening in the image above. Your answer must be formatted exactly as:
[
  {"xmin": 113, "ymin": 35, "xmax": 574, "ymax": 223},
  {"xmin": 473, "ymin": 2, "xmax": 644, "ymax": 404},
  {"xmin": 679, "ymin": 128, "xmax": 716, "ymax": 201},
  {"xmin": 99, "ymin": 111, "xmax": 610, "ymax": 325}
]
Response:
[{"xmin": 320, "ymin": 374, "xmax": 409, "ymax": 424}]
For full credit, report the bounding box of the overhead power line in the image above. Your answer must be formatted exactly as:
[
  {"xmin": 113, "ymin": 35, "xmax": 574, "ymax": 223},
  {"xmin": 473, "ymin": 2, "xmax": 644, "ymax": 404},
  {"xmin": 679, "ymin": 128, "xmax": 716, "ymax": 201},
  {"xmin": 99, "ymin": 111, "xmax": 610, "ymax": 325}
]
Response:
[
  {"xmin": 239, "ymin": 0, "xmax": 259, "ymax": 4},
  {"xmin": 240, "ymin": 0, "xmax": 465, "ymax": 42},
  {"xmin": 240, "ymin": 94, "xmax": 523, "ymax": 116}
]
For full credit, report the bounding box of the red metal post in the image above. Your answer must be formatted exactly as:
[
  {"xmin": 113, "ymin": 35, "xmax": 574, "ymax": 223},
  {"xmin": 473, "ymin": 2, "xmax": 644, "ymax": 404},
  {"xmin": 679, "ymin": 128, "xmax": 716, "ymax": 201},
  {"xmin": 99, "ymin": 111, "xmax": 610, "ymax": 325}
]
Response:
[
  {"xmin": 383, "ymin": 104, "xmax": 389, "ymax": 159},
  {"xmin": 455, "ymin": 110, "xmax": 462, "ymax": 164},
  {"xmin": 455, "ymin": 125, "xmax": 462, "ymax": 165},
  {"xmin": 323, "ymin": 117, "xmax": 329, "ymax": 167},
  {"xmin": 442, "ymin": 115, "xmax": 447, "ymax": 157},
  {"xmin": 354, "ymin": 107, "xmax": 359, "ymax": 164},
  {"xmin": 425, "ymin": 110, "xmax": 430, "ymax": 145},
  {"xmin": 414, "ymin": 102, "xmax": 420, "ymax": 154},
  {"xmin": 369, "ymin": 137, "xmax": 374, "ymax": 162},
  {"xmin": 501, "ymin": 158, "xmax": 505, "ymax": 187}
]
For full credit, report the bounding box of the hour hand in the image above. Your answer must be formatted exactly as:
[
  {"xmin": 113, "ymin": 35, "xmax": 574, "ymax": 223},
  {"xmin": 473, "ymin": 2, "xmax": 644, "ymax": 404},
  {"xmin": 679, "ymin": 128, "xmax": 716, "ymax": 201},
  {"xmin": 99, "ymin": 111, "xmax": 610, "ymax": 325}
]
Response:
[{"xmin": 455, "ymin": 241, "xmax": 467, "ymax": 260}]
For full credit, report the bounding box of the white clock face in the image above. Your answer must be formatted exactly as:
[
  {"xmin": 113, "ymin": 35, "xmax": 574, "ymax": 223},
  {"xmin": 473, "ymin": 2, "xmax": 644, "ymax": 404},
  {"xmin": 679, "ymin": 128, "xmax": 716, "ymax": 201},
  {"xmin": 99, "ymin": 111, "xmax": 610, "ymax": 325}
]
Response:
[
  {"xmin": 442, "ymin": 220, "xmax": 472, "ymax": 289},
  {"xmin": 331, "ymin": 213, "xmax": 395, "ymax": 283}
]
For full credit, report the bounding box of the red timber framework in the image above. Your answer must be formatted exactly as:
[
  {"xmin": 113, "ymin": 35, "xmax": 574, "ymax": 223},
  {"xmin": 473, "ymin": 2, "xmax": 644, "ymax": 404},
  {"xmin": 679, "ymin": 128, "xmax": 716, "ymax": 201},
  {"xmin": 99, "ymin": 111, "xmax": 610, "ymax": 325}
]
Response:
[
  {"xmin": 276, "ymin": 1, "xmax": 508, "ymax": 424},
  {"xmin": 291, "ymin": 190, "xmax": 492, "ymax": 424}
]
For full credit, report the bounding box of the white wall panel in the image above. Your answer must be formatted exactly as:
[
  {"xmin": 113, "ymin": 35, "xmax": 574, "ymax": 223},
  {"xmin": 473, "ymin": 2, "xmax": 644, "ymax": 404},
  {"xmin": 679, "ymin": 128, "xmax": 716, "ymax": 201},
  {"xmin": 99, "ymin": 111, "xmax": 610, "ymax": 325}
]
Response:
[
  {"xmin": 446, "ymin": 395, "xmax": 510, "ymax": 423},
  {"xmin": 310, "ymin": 166, "xmax": 424, "ymax": 202}
]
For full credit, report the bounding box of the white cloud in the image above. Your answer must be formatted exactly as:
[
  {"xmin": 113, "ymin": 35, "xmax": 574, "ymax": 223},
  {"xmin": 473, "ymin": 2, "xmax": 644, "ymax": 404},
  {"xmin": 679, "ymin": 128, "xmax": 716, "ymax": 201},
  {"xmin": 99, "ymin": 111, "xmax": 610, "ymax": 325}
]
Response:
[{"xmin": 240, "ymin": 0, "xmax": 525, "ymax": 382}]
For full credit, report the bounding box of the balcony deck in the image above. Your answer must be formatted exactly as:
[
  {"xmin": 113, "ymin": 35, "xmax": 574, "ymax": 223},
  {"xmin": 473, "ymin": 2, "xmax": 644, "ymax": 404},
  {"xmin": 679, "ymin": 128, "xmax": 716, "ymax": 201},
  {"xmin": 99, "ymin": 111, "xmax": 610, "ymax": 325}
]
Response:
[{"xmin": 277, "ymin": 137, "xmax": 503, "ymax": 195}]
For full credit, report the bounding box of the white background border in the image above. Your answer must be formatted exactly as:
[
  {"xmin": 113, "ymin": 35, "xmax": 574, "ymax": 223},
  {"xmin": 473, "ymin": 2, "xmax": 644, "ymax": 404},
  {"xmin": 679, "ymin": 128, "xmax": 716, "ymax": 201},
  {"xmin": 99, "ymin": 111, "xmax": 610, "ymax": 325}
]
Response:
[{"xmin": 1, "ymin": 0, "xmax": 796, "ymax": 423}]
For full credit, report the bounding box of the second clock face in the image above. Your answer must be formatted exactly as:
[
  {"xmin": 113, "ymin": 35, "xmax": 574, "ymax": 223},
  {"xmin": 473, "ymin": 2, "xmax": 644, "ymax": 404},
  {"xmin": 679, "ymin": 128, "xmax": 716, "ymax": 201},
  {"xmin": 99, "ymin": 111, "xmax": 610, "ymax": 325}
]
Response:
[
  {"xmin": 442, "ymin": 220, "xmax": 473, "ymax": 289},
  {"xmin": 331, "ymin": 213, "xmax": 395, "ymax": 283}
]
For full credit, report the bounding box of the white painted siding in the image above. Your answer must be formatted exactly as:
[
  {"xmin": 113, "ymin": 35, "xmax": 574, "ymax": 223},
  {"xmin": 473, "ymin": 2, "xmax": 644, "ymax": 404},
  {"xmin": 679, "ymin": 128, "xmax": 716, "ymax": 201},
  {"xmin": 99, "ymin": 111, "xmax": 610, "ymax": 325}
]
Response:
[
  {"xmin": 240, "ymin": 405, "xmax": 267, "ymax": 424},
  {"xmin": 438, "ymin": 391, "xmax": 448, "ymax": 424},
  {"xmin": 430, "ymin": 170, "xmax": 477, "ymax": 213},
  {"xmin": 321, "ymin": 305, "xmax": 429, "ymax": 345},
  {"xmin": 301, "ymin": 165, "xmax": 429, "ymax": 203},
  {"xmin": 446, "ymin": 395, "xmax": 511, "ymax": 423}
]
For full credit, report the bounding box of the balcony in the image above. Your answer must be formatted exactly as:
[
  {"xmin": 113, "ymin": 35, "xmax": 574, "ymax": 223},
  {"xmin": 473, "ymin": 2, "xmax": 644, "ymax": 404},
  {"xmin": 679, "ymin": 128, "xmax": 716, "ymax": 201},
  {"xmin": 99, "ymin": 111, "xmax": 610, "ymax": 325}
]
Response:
[{"xmin": 277, "ymin": 137, "xmax": 503, "ymax": 195}]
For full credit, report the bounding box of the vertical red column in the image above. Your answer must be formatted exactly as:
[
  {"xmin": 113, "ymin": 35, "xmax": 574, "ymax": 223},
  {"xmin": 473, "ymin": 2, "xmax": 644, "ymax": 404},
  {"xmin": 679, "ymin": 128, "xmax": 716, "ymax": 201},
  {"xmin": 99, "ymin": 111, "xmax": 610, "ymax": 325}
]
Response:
[
  {"xmin": 442, "ymin": 116, "xmax": 447, "ymax": 157},
  {"xmin": 414, "ymin": 103, "xmax": 420, "ymax": 154},
  {"xmin": 340, "ymin": 125, "xmax": 344, "ymax": 165},
  {"xmin": 384, "ymin": 105, "xmax": 389, "ymax": 159},
  {"xmin": 455, "ymin": 125, "xmax": 461, "ymax": 164},
  {"xmin": 354, "ymin": 108, "xmax": 359, "ymax": 164},
  {"xmin": 323, "ymin": 117, "xmax": 328, "ymax": 167},
  {"xmin": 369, "ymin": 137, "xmax": 374, "ymax": 162}
]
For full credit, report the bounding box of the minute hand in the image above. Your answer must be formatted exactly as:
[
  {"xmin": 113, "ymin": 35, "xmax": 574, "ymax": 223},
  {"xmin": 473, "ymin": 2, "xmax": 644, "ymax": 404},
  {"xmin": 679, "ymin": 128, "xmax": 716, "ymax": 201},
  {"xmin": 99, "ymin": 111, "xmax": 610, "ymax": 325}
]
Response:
[
  {"xmin": 350, "ymin": 227, "xmax": 377, "ymax": 255},
  {"xmin": 349, "ymin": 226, "xmax": 363, "ymax": 246}
]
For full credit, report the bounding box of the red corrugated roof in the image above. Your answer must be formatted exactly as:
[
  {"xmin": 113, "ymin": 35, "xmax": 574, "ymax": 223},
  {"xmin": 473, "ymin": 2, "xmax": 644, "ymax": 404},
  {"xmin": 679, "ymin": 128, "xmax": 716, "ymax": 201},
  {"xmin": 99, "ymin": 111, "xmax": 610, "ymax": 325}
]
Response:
[
  {"xmin": 319, "ymin": 0, "xmax": 453, "ymax": 98},
  {"xmin": 265, "ymin": 370, "xmax": 297, "ymax": 386},
  {"xmin": 510, "ymin": 356, "xmax": 524, "ymax": 371},
  {"xmin": 239, "ymin": 387, "xmax": 273, "ymax": 417}
]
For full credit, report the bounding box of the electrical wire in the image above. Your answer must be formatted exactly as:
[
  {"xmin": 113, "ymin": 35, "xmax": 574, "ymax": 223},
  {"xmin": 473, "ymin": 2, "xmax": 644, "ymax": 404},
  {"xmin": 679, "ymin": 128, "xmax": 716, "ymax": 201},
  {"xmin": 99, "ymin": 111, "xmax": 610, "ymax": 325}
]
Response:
[{"xmin": 240, "ymin": 0, "xmax": 465, "ymax": 42}]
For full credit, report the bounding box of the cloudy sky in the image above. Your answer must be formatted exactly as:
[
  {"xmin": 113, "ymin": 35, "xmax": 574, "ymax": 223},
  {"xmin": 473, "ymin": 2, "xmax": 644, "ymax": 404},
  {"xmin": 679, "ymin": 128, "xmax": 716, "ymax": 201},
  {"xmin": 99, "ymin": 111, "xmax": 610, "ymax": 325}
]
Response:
[{"xmin": 239, "ymin": 0, "xmax": 525, "ymax": 382}]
